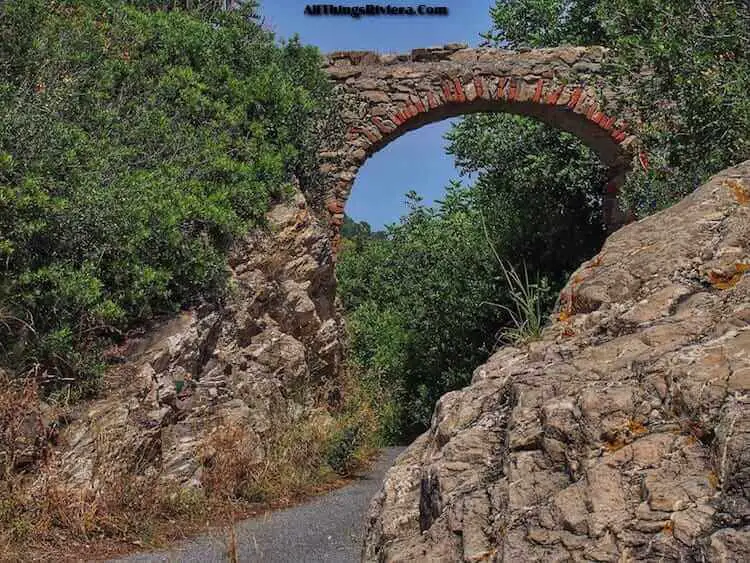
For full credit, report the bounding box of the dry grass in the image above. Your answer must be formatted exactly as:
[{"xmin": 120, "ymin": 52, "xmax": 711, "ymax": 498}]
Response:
[
  {"xmin": 202, "ymin": 374, "xmax": 380, "ymax": 507},
  {"xmin": 1, "ymin": 459, "xmax": 208, "ymax": 561},
  {"xmin": 0, "ymin": 367, "xmax": 381, "ymax": 562},
  {"xmin": 0, "ymin": 374, "xmax": 49, "ymax": 480},
  {"xmin": 226, "ymin": 512, "xmax": 239, "ymax": 563},
  {"xmin": 201, "ymin": 415, "xmax": 334, "ymax": 506}
]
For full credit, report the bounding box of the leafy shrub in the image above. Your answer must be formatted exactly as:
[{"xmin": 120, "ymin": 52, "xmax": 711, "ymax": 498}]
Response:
[
  {"xmin": 326, "ymin": 425, "xmax": 363, "ymax": 475},
  {"xmin": 338, "ymin": 114, "xmax": 606, "ymax": 441},
  {"xmin": 0, "ymin": 0, "xmax": 331, "ymax": 388},
  {"xmin": 446, "ymin": 114, "xmax": 608, "ymax": 276},
  {"xmin": 605, "ymin": 1, "xmax": 750, "ymax": 214},
  {"xmin": 339, "ymin": 186, "xmax": 499, "ymax": 439},
  {"xmin": 485, "ymin": 0, "xmax": 750, "ymax": 214}
]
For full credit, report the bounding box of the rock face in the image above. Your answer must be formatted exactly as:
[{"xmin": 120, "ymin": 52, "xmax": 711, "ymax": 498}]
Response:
[
  {"xmin": 363, "ymin": 162, "xmax": 750, "ymax": 561},
  {"xmin": 319, "ymin": 45, "xmax": 640, "ymax": 243},
  {"xmin": 49, "ymin": 190, "xmax": 344, "ymax": 490}
]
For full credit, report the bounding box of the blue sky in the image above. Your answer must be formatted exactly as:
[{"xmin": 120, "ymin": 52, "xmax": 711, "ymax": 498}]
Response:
[{"xmin": 256, "ymin": 1, "xmax": 494, "ymax": 229}]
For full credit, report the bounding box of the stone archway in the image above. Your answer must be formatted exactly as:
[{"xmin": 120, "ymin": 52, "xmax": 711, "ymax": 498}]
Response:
[{"xmin": 318, "ymin": 44, "xmax": 644, "ymax": 247}]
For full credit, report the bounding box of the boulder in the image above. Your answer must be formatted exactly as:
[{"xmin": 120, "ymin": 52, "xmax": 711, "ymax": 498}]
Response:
[{"xmin": 364, "ymin": 161, "xmax": 750, "ymax": 561}]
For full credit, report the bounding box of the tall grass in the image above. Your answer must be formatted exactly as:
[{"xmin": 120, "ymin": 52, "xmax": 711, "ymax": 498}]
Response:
[
  {"xmin": 481, "ymin": 214, "xmax": 550, "ymax": 345},
  {"xmin": 0, "ymin": 365, "xmax": 380, "ymax": 559}
]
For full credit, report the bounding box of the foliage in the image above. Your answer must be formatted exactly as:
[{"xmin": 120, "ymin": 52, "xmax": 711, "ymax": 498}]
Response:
[
  {"xmin": 446, "ymin": 114, "xmax": 607, "ymax": 275},
  {"xmin": 0, "ymin": 0, "xmax": 331, "ymax": 388},
  {"xmin": 326, "ymin": 425, "xmax": 364, "ymax": 475},
  {"xmin": 483, "ymin": 0, "xmax": 606, "ymax": 47},
  {"xmin": 604, "ymin": 0, "xmax": 750, "ymax": 215},
  {"xmin": 486, "ymin": 258, "xmax": 552, "ymax": 346},
  {"xmin": 323, "ymin": 367, "xmax": 382, "ymax": 475},
  {"xmin": 127, "ymin": 0, "xmax": 247, "ymax": 13},
  {"xmin": 340, "ymin": 215, "xmax": 386, "ymax": 245},
  {"xmin": 483, "ymin": 0, "xmax": 750, "ymax": 214},
  {"xmin": 337, "ymin": 134, "xmax": 601, "ymax": 439},
  {"xmin": 338, "ymin": 185, "xmax": 498, "ymax": 439}
]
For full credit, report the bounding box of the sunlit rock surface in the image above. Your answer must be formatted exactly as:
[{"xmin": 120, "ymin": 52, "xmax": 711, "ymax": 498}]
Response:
[
  {"xmin": 50, "ymin": 188, "xmax": 345, "ymax": 491},
  {"xmin": 364, "ymin": 161, "xmax": 750, "ymax": 562}
]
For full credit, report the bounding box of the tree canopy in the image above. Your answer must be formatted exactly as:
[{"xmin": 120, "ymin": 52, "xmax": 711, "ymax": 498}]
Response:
[{"xmin": 0, "ymin": 0, "xmax": 332, "ymax": 388}]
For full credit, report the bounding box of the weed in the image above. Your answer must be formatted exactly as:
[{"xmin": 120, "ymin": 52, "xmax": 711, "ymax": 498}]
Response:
[
  {"xmin": 494, "ymin": 259, "xmax": 550, "ymax": 345},
  {"xmin": 480, "ymin": 214, "xmax": 551, "ymax": 346}
]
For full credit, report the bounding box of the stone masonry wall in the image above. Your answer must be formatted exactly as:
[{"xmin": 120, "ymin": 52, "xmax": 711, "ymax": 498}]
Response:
[{"xmin": 318, "ymin": 44, "xmax": 644, "ymax": 246}]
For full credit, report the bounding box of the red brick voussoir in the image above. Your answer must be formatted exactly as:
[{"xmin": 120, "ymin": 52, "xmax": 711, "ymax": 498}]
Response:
[{"xmin": 321, "ymin": 45, "xmax": 642, "ymax": 253}]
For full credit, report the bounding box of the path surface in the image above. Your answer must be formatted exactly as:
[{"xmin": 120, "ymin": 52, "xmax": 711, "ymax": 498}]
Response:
[{"xmin": 107, "ymin": 447, "xmax": 404, "ymax": 563}]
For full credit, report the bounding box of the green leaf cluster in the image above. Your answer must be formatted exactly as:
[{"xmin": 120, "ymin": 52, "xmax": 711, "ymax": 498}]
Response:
[
  {"xmin": 484, "ymin": 0, "xmax": 750, "ymax": 214},
  {"xmin": 337, "ymin": 122, "xmax": 604, "ymax": 439},
  {"xmin": 338, "ymin": 185, "xmax": 499, "ymax": 439},
  {"xmin": 0, "ymin": 0, "xmax": 331, "ymax": 387}
]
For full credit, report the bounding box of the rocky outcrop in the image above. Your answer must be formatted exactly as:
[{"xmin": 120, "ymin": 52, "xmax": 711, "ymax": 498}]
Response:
[
  {"xmin": 364, "ymin": 161, "xmax": 750, "ymax": 561},
  {"xmin": 46, "ymin": 189, "xmax": 345, "ymax": 491}
]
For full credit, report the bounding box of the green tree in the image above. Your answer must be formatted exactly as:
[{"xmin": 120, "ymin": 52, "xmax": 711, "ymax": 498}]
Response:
[
  {"xmin": 338, "ymin": 114, "xmax": 606, "ymax": 440},
  {"xmin": 483, "ymin": 0, "xmax": 606, "ymax": 47},
  {"xmin": 604, "ymin": 0, "xmax": 750, "ymax": 214},
  {"xmin": 446, "ymin": 114, "xmax": 607, "ymax": 277},
  {"xmin": 341, "ymin": 215, "xmax": 374, "ymax": 242},
  {"xmin": 0, "ymin": 0, "xmax": 332, "ymax": 389},
  {"xmin": 338, "ymin": 185, "xmax": 503, "ymax": 439},
  {"xmin": 481, "ymin": 0, "xmax": 750, "ymax": 214}
]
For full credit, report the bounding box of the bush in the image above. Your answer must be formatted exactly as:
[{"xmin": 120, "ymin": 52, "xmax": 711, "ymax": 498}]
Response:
[
  {"xmin": 338, "ymin": 116, "xmax": 606, "ymax": 441},
  {"xmin": 0, "ymin": 0, "xmax": 332, "ymax": 389},
  {"xmin": 605, "ymin": 0, "xmax": 750, "ymax": 215},
  {"xmin": 484, "ymin": 0, "xmax": 750, "ymax": 215},
  {"xmin": 326, "ymin": 425, "xmax": 364, "ymax": 475},
  {"xmin": 338, "ymin": 186, "xmax": 501, "ymax": 440}
]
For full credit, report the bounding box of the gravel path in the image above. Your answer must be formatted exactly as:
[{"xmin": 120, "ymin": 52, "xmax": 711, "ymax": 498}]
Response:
[{"xmin": 106, "ymin": 447, "xmax": 404, "ymax": 563}]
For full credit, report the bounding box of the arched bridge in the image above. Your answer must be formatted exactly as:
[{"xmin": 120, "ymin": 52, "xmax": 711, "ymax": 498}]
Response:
[{"xmin": 317, "ymin": 44, "xmax": 645, "ymax": 247}]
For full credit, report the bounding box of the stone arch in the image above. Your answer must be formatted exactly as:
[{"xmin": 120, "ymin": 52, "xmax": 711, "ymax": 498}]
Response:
[{"xmin": 318, "ymin": 44, "xmax": 643, "ymax": 247}]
